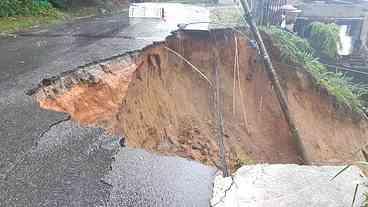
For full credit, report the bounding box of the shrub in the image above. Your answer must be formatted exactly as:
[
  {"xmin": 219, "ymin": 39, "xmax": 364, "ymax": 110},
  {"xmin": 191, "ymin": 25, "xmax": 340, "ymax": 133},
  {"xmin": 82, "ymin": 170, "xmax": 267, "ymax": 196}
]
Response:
[
  {"xmin": 0, "ymin": 0, "xmax": 22, "ymax": 17},
  {"xmin": 0, "ymin": 0, "xmax": 56, "ymax": 17},
  {"xmin": 306, "ymin": 22, "xmax": 341, "ymax": 60},
  {"xmin": 263, "ymin": 26, "xmax": 368, "ymax": 114}
]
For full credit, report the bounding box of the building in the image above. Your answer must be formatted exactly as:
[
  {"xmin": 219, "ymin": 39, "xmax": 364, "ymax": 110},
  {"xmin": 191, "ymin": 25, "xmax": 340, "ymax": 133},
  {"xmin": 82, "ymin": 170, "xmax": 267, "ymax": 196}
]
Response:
[
  {"xmin": 294, "ymin": 2, "xmax": 368, "ymax": 55},
  {"xmin": 250, "ymin": 0, "xmax": 288, "ymax": 26}
]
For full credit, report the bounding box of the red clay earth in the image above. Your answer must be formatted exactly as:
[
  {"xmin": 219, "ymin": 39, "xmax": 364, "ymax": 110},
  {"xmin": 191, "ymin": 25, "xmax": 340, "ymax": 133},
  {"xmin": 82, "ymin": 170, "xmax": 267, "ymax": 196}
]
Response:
[{"xmin": 31, "ymin": 29, "xmax": 368, "ymax": 171}]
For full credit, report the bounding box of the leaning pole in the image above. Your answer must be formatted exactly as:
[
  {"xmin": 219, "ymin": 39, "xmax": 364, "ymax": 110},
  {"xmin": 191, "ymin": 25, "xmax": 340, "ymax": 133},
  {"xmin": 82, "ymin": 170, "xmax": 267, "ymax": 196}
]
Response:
[{"xmin": 238, "ymin": 0, "xmax": 310, "ymax": 165}]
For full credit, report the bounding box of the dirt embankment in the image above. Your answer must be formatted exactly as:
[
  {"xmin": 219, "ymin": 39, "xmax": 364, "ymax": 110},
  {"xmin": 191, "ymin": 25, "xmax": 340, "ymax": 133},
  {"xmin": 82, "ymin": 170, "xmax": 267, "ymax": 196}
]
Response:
[{"xmin": 31, "ymin": 29, "xmax": 368, "ymax": 170}]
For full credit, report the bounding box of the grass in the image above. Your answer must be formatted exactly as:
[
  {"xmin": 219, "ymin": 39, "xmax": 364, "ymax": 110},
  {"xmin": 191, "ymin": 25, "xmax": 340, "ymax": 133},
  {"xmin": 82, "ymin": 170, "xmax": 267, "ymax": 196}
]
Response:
[
  {"xmin": 0, "ymin": 6, "xmax": 127, "ymax": 34},
  {"xmin": 262, "ymin": 26, "xmax": 368, "ymax": 114},
  {"xmin": 0, "ymin": 1, "xmax": 65, "ymax": 34},
  {"xmin": 0, "ymin": 14, "xmax": 62, "ymax": 33}
]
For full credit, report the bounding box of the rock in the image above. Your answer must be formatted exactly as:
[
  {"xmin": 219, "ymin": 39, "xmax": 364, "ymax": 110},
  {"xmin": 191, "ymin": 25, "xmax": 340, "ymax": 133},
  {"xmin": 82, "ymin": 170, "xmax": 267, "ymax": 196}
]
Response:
[
  {"xmin": 0, "ymin": 32, "xmax": 17, "ymax": 38},
  {"xmin": 200, "ymin": 150, "xmax": 208, "ymax": 156},
  {"xmin": 211, "ymin": 164, "xmax": 367, "ymax": 207},
  {"xmin": 192, "ymin": 143, "xmax": 202, "ymax": 150},
  {"xmin": 119, "ymin": 137, "xmax": 126, "ymax": 147}
]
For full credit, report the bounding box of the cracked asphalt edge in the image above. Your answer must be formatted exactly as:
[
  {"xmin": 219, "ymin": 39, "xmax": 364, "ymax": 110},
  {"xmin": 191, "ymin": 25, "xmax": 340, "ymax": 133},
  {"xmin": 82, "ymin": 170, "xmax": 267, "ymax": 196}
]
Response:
[
  {"xmin": 211, "ymin": 175, "xmax": 236, "ymax": 207},
  {"xmin": 0, "ymin": 115, "xmax": 71, "ymax": 181}
]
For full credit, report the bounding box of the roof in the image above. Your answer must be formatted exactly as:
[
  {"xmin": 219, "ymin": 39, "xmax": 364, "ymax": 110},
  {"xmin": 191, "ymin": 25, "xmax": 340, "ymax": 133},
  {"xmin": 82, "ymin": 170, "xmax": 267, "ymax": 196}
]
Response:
[{"xmin": 299, "ymin": 3, "xmax": 367, "ymax": 18}]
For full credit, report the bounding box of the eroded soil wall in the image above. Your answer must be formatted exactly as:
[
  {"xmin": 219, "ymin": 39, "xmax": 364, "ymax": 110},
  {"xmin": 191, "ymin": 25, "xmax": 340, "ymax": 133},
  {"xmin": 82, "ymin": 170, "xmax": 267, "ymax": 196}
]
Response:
[{"xmin": 32, "ymin": 30, "xmax": 368, "ymax": 169}]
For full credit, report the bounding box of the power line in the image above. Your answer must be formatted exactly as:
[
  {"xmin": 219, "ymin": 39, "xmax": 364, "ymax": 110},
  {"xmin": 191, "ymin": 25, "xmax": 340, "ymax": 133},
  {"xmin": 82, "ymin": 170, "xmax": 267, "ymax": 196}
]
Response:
[{"xmin": 323, "ymin": 63, "xmax": 368, "ymax": 76}]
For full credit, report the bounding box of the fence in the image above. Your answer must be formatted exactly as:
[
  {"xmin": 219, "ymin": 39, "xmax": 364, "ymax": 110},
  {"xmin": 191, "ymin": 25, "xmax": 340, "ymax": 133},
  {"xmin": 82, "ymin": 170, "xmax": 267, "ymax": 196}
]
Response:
[{"xmin": 250, "ymin": 0, "xmax": 287, "ymax": 26}]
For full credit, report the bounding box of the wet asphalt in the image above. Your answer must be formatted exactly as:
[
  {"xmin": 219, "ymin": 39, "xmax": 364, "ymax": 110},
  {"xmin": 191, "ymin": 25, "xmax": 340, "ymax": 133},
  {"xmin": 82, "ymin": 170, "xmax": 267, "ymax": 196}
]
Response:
[{"xmin": 0, "ymin": 7, "xmax": 216, "ymax": 207}]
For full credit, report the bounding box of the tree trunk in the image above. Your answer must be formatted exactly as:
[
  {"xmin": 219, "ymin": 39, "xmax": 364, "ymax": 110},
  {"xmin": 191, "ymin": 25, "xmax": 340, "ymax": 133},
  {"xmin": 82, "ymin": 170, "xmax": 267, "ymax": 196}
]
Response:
[{"xmin": 239, "ymin": 0, "xmax": 310, "ymax": 165}]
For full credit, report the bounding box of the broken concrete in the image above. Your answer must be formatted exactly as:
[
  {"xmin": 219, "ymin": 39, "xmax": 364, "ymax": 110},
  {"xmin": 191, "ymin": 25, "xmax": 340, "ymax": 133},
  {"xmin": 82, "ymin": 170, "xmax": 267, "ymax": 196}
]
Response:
[{"xmin": 211, "ymin": 164, "xmax": 367, "ymax": 207}]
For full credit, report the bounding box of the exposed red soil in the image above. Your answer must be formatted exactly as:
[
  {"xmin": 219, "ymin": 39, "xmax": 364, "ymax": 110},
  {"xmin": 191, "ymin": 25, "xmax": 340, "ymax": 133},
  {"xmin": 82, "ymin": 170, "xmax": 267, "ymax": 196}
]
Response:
[{"xmin": 32, "ymin": 29, "xmax": 368, "ymax": 170}]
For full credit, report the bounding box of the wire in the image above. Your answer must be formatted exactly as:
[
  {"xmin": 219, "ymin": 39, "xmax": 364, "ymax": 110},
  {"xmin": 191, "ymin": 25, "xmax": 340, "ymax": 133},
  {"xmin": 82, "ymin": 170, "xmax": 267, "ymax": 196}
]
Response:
[
  {"xmin": 234, "ymin": 35, "xmax": 251, "ymax": 135},
  {"xmin": 164, "ymin": 46, "xmax": 213, "ymax": 87},
  {"xmin": 322, "ymin": 63, "xmax": 368, "ymax": 76}
]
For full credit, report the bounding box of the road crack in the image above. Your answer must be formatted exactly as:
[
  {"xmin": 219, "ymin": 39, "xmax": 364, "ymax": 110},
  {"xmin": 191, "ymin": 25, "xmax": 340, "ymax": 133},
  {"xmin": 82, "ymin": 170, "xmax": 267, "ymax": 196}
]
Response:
[
  {"xmin": 1, "ymin": 116, "xmax": 71, "ymax": 181},
  {"xmin": 212, "ymin": 175, "xmax": 236, "ymax": 207},
  {"xmin": 38, "ymin": 115, "xmax": 71, "ymax": 138}
]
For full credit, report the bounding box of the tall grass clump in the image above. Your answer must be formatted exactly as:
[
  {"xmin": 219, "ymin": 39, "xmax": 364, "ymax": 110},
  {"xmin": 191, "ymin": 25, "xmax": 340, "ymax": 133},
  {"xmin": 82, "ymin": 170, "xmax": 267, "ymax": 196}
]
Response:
[
  {"xmin": 306, "ymin": 22, "xmax": 341, "ymax": 60},
  {"xmin": 263, "ymin": 26, "xmax": 368, "ymax": 114}
]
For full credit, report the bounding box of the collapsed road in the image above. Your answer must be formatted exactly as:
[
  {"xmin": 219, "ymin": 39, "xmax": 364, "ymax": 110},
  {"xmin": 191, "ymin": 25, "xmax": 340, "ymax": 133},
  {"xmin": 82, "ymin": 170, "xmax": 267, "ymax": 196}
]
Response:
[
  {"xmin": 2, "ymin": 1, "xmax": 368, "ymax": 207},
  {"xmin": 29, "ymin": 27, "xmax": 368, "ymax": 170},
  {"xmin": 0, "ymin": 4, "xmax": 217, "ymax": 207}
]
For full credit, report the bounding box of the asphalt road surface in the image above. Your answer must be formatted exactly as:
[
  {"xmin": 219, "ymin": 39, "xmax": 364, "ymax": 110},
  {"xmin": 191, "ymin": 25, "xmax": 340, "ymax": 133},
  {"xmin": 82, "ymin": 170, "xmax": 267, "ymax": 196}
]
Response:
[{"xmin": 0, "ymin": 6, "xmax": 216, "ymax": 207}]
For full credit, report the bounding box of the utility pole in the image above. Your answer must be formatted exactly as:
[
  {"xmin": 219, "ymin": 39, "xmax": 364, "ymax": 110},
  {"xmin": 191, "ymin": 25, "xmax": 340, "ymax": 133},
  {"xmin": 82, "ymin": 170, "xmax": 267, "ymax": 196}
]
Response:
[{"xmin": 238, "ymin": 0, "xmax": 310, "ymax": 164}]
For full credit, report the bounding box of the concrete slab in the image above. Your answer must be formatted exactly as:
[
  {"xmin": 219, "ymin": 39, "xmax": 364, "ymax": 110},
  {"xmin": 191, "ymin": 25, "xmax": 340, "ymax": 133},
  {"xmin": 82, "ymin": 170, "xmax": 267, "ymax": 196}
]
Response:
[{"xmin": 211, "ymin": 164, "xmax": 367, "ymax": 207}]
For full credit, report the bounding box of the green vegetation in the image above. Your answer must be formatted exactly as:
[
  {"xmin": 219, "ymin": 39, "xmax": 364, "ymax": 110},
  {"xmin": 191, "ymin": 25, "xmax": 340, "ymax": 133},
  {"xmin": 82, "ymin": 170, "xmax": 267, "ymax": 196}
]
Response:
[
  {"xmin": 0, "ymin": 15, "xmax": 61, "ymax": 33},
  {"xmin": 263, "ymin": 26, "xmax": 368, "ymax": 114},
  {"xmin": 307, "ymin": 22, "xmax": 341, "ymax": 60},
  {"xmin": 0, "ymin": 0, "xmax": 131, "ymax": 33},
  {"xmin": 0, "ymin": 0, "xmax": 62, "ymax": 33},
  {"xmin": 0, "ymin": 0, "xmax": 58, "ymax": 17},
  {"xmin": 48, "ymin": 0, "xmax": 69, "ymax": 9}
]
